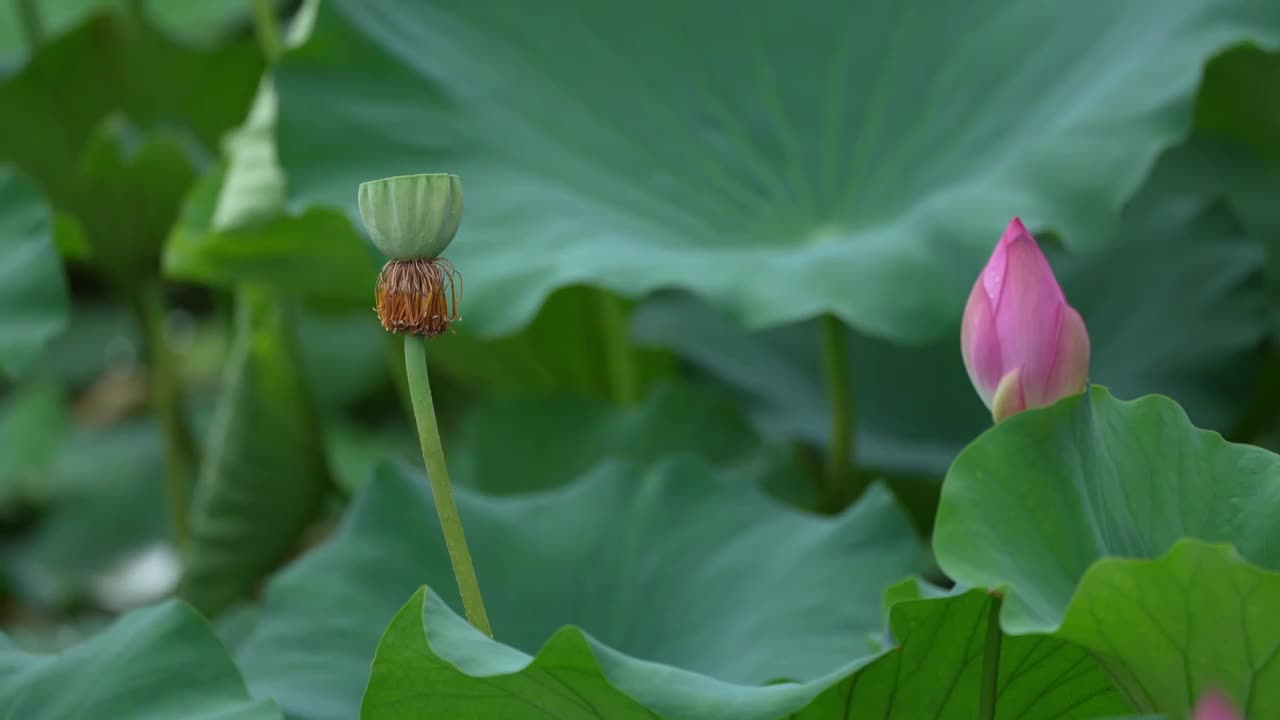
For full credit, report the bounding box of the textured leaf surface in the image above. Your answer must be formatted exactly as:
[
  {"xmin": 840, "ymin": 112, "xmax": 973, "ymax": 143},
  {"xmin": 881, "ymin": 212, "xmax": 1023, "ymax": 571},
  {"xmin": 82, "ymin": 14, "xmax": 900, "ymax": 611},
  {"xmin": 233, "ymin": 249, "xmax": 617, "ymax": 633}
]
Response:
[
  {"xmin": 363, "ymin": 589, "xmax": 662, "ymax": 720},
  {"xmin": 934, "ymin": 388, "xmax": 1280, "ymax": 714},
  {"xmin": 275, "ymin": 0, "xmax": 1279, "ymax": 340},
  {"xmin": 935, "ymin": 387, "xmax": 1280, "ymax": 631},
  {"xmin": 237, "ymin": 461, "xmax": 927, "ymax": 719},
  {"xmin": 362, "ymin": 584, "xmax": 1126, "ymax": 719},
  {"xmin": 1056, "ymin": 541, "xmax": 1280, "ymax": 717},
  {"xmin": 795, "ymin": 589, "xmax": 1126, "ymax": 719}
]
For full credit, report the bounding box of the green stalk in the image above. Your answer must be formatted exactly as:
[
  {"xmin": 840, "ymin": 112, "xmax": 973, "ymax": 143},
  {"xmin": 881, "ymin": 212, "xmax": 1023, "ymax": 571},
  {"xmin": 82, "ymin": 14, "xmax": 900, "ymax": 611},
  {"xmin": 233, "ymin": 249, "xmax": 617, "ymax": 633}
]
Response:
[
  {"xmin": 249, "ymin": 0, "xmax": 281, "ymax": 63},
  {"xmin": 403, "ymin": 335, "xmax": 493, "ymax": 637},
  {"xmin": 137, "ymin": 283, "xmax": 198, "ymax": 550},
  {"xmin": 595, "ymin": 288, "xmax": 639, "ymax": 405},
  {"xmin": 15, "ymin": 0, "xmax": 42, "ymax": 49},
  {"xmin": 819, "ymin": 313, "xmax": 855, "ymax": 508},
  {"xmin": 978, "ymin": 593, "xmax": 1004, "ymax": 720}
]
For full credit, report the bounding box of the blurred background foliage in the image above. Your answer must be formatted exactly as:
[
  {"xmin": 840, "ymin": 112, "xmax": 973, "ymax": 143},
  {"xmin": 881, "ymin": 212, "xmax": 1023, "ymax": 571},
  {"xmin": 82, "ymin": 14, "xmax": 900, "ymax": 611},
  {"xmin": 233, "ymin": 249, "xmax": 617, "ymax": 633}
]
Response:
[{"xmin": 0, "ymin": 0, "xmax": 1278, "ymax": 717}]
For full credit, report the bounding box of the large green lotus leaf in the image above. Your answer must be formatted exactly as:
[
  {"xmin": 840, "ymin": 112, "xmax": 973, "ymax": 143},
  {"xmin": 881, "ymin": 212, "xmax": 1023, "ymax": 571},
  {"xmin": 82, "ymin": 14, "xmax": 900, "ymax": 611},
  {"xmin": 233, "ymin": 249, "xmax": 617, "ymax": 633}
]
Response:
[
  {"xmin": 0, "ymin": 599, "xmax": 282, "ymax": 719},
  {"xmin": 274, "ymin": 0, "xmax": 1279, "ymax": 341},
  {"xmin": 429, "ymin": 285, "xmax": 675, "ymax": 400},
  {"xmin": 1054, "ymin": 540, "xmax": 1280, "ymax": 717},
  {"xmin": 450, "ymin": 381, "xmax": 781, "ymax": 495},
  {"xmin": 633, "ymin": 153, "xmax": 1269, "ymax": 478},
  {"xmin": 0, "ymin": 165, "xmax": 69, "ymax": 377},
  {"xmin": 361, "ymin": 584, "xmax": 1125, "ymax": 719},
  {"xmin": 934, "ymin": 386, "xmax": 1280, "ymax": 633},
  {"xmin": 236, "ymin": 460, "xmax": 927, "ymax": 719},
  {"xmin": 178, "ymin": 287, "xmax": 333, "ymax": 617},
  {"xmin": 0, "ymin": 9, "xmax": 261, "ymax": 208},
  {"xmin": 362, "ymin": 589, "xmax": 666, "ymax": 719},
  {"xmin": 795, "ymin": 589, "xmax": 1126, "ymax": 719}
]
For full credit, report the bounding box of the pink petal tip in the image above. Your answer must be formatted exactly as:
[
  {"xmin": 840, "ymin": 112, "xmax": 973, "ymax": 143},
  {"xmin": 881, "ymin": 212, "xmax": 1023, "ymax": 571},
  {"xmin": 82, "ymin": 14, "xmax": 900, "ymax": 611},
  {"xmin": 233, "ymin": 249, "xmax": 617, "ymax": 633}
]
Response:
[{"xmin": 1192, "ymin": 690, "xmax": 1242, "ymax": 720}]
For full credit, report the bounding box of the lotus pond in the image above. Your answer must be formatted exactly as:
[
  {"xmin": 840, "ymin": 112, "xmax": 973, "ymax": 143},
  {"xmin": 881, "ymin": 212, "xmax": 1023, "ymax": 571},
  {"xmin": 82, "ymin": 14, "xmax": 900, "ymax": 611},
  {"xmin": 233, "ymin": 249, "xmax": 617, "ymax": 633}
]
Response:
[{"xmin": 1, "ymin": 1, "xmax": 1279, "ymax": 719}]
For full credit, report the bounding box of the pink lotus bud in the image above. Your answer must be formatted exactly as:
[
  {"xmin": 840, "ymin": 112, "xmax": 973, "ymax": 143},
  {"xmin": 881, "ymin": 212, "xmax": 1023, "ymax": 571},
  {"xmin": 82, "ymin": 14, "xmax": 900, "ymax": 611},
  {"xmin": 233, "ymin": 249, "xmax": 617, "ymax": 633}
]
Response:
[
  {"xmin": 961, "ymin": 218, "xmax": 1090, "ymax": 422},
  {"xmin": 1192, "ymin": 690, "xmax": 1242, "ymax": 720}
]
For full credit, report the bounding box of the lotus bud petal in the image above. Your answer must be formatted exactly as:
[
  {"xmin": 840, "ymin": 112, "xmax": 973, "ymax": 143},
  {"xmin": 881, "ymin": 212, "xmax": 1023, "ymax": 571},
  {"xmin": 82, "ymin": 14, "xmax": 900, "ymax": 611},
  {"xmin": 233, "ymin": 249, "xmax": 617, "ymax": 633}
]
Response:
[
  {"xmin": 357, "ymin": 173, "xmax": 463, "ymax": 260},
  {"xmin": 1192, "ymin": 690, "xmax": 1242, "ymax": 720},
  {"xmin": 961, "ymin": 218, "xmax": 1090, "ymax": 422}
]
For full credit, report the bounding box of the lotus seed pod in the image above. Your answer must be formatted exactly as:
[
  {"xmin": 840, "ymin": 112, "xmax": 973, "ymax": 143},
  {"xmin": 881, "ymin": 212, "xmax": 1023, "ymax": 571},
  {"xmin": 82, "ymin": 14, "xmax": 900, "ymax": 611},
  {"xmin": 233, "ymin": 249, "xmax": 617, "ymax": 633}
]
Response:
[{"xmin": 357, "ymin": 173, "xmax": 463, "ymax": 260}]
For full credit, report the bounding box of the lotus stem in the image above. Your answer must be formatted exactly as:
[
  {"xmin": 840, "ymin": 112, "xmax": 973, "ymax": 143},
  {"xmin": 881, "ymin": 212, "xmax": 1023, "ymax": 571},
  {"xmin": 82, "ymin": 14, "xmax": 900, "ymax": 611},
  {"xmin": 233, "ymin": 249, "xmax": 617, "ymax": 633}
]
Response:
[
  {"xmin": 595, "ymin": 289, "xmax": 639, "ymax": 405},
  {"xmin": 403, "ymin": 334, "xmax": 493, "ymax": 637}
]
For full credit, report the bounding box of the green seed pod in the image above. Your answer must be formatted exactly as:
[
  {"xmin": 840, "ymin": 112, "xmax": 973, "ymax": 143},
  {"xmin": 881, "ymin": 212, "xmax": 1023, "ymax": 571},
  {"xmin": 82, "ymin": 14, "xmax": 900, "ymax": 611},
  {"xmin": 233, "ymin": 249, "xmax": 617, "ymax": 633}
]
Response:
[{"xmin": 357, "ymin": 173, "xmax": 463, "ymax": 260}]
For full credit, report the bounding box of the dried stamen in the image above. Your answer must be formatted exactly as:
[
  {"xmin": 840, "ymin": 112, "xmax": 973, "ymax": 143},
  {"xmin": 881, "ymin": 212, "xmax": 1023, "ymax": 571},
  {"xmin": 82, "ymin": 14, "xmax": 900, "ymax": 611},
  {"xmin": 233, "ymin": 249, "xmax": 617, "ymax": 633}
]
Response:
[{"xmin": 374, "ymin": 257, "xmax": 463, "ymax": 336}]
